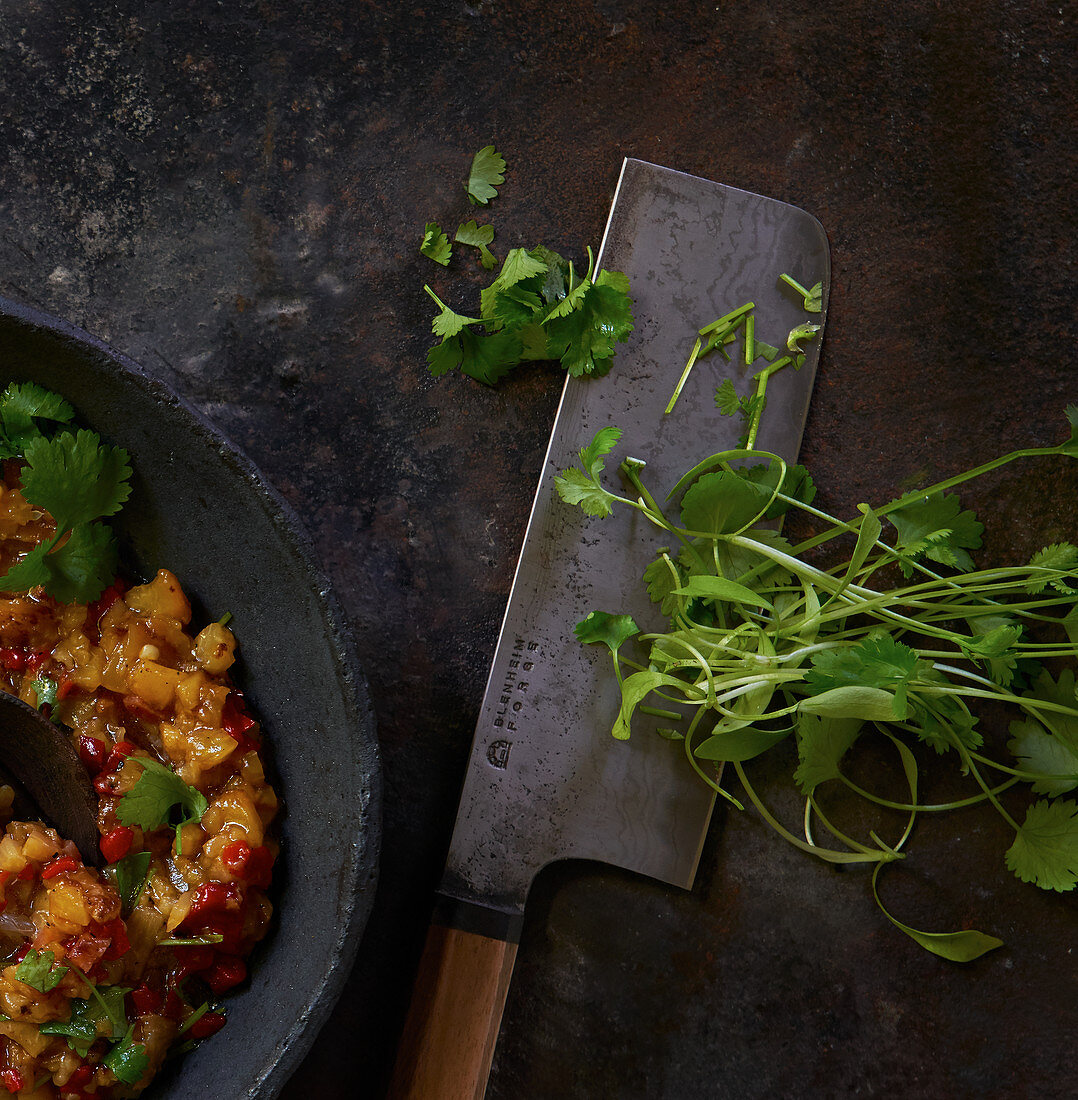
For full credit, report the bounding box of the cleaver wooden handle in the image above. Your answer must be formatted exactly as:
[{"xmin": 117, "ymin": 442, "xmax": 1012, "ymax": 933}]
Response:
[{"xmin": 388, "ymin": 923, "xmax": 518, "ymax": 1100}]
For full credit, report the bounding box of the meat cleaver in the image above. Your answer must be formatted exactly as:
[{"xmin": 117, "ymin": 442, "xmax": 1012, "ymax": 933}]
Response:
[{"xmin": 389, "ymin": 159, "xmax": 830, "ymax": 1099}]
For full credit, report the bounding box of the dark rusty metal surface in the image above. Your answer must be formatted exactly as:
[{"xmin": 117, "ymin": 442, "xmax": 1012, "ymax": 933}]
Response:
[{"xmin": 0, "ymin": 2, "xmax": 1074, "ymax": 1097}]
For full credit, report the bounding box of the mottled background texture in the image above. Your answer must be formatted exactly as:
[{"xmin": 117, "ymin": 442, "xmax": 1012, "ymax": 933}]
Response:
[{"xmin": 0, "ymin": 1, "xmax": 1075, "ymax": 1097}]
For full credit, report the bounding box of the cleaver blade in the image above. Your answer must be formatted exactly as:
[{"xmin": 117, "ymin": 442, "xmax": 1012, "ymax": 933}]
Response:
[{"xmin": 390, "ymin": 159, "xmax": 830, "ymax": 1100}]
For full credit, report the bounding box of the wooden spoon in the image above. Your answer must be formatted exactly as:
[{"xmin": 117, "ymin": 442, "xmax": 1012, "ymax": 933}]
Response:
[{"xmin": 0, "ymin": 692, "xmax": 100, "ymax": 866}]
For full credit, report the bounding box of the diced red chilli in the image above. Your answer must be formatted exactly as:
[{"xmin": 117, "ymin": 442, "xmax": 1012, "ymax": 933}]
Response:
[
  {"xmin": 42, "ymin": 856, "xmax": 80, "ymax": 880},
  {"xmin": 102, "ymin": 918, "xmax": 131, "ymax": 960},
  {"xmin": 220, "ymin": 840, "xmax": 251, "ymax": 875},
  {"xmin": 205, "ymin": 956, "xmax": 247, "ymax": 994},
  {"xmin": 10, "ymin": 945, "xmax": 28, "ymax": 965},
  {"xmin": 104, "ymin": 741, "xmax": 138, "ymax": 772},
  {"xmin": 66, "ymin": 1064, "xmax": 94, "ymax": 1090},
  {"xmin": 185, "ymin": 1010, "xmax": 227, "ymax": 1040},
  {"xmin": 57, "ymin": 673, "xmax": 78, "ymax": 700},
  {"xmin": 168, "ymin": 945, "xmax": 215, "ymax": 986},
  {"xmin": 77, "ymin": 734, "xmax": 108, "ymax": 775},
  {"xmin": 162, "ymin": 990, "xmax": 186, "ymax": 1021},
  {"xmin": 221, "ymin": 692, "xmax": 259, "ymax": 751},
  {"xmin": 0, "ymin": 1067, "xmax": 23, "ymax": 1093},
  {"xmin": 85, "ymin": 581, "xmax": 125, "ymax": 641},
  {"xmin": 0, "ymin": 648, "xmax": 27, "ymax": 673},
  {"xmin": 24, "ymin": 652, "xmax": 48, "ymax": 675},
  {"xmin": 99, "ymin": 826, "xmax": 134, "ymax": 864},
  {"xmin": 16, "ymin": 864, "xmax": 35, "ymax": 882},
  {"xmin": 93, "ymin": 772, "xmax": 120, "ymax": 796},
  {"xmin": 128, "ymin": 983, "xmax": 164, "ymax": 1017}
]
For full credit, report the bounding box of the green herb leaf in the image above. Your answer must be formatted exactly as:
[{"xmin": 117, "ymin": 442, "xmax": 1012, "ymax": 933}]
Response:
[
  {"xmin": 1005, "ymin": 799, "xmax": 1078, "ymax": 892},
  {"xmin": 116, "ymin": 758, "xmax": 208, "ymax": 839},
  {"xmin": 16, "ymin": 948, "xmax": 68, "ymax": 993},
  {"xmin": 574, "ymin": 611, "xmax": 639, "ymax": 654},
  {"xmin": 554, "ymin": 427, "xmax": 623, "ymax": 518},
  {"xmin": 103, "ymin": 1026, "xmax": 150, "ymax": 1085},
  {"xmin": 112, "ymin": 850, "xmax": 152, "ymax": 911},
  {"xmin": 695, "ymin": 726, "xmax": 788, "ymax": 762},
  {"xmin": 30, "ymin": 674, "xmax": 58, "ymax": 710},
  {"xmin": 465, "ymin": 145, "xmax": 506, "ymax": 205},
  {"xmin": 21, "ymin": 430, "xmax": 131, "ymax": 532},
  {"xmin": 794, "ymin": 714, "xmax": 863, "ymax": 793},
  {"xmin": 0, "ymin": 382, "xmax": 75, "ymax": 458},
  {"xmin": 1008, "ymin": 718, "xmax": 1078, "ymax": 796},
  {"xmin": 672, "ymin": 574, "xmax": 773, "ymax": 609},
  {"xmin": 887, "ymin": 492, "xmax": 983, "ymax": 575},
  {"xmin": 454, "ymin": 220, "xmax": 497, "ymax": 270},
  {"xmin": 1026, "ymin": 543, "xmax": 1078, "ymax": 593},
  {"xmin": 679, "ymin": 471, "xmax": 770, "ymax": 536},
  {"xmin": 420, "ymin": 222, "xmax": 452, "ymax": 266}
]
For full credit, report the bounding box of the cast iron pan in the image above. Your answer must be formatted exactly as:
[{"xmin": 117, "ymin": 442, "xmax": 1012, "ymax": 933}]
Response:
[{"xmin": 0, "ymin": 295, "xmax": 381, "ymax": 1100}]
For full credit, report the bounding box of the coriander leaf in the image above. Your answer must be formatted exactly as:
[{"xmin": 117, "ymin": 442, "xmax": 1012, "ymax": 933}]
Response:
[
  {"xmin": 643, "ymin": 552, "xmax": 684, "ymax": 617},
  {"xmin": 31, "ymin": 674, "xmax": 58, "ymax": 710},
  {"xmin": 887, "ymin": 491, "xmax": 983, "ymax": 575},
  {"xmin": 116, "ymin": 757, "xmax": 208, "ymax": 836},
  {"xmin": 544, "ymin": 276, "xmax": 634, "ymax": 378},
  {"xmin": 794, "ymin": 714, "xmax": 863, "ymax": 793},
  {"xmin": 424, "ymin": 285, "xmax": 481, "ymax": 339},
  {"xmin": 1008, "ymin": 718, "xmax": 1078, "ymax": 795},
  {"xmin": 805, "ymin": 634, "xmax": 928, "ymax": 720},
  {"xmin": 741, "ymin": 459, "xmax": 817, "ymax": 520},
  {"xmin": 798, "ymin": 686, "xmax": 899, "ymax": 722},
  {"xmin": 1006, "ymin": 799, "xmax": 1078, "ymax": 892},
  {"xmin": 695, "ymin": 726, "xmax": 788, "ymax": 762},
  {"xmin": 1017, "ymin": 670, "xmax": 1078, "ymax": 754},
  {"xmin": 420, "ymin": 222, "xmax": 452, "ymax": 266},
  {"xmin": 554, "ymin": 468, "xmax": 618, "ymax": 518},
  {"xmin": 0, "ymin": 541, "xmax": 52, "ymax": 593},
  {"xmin": 679, "ymin": 470, "xmax": 770, "ymax": 536},
  {"xmin": 487, "ymin": 285, "xmax": 545, "ymax": 330},
  {"xmin": 1026, "ymin": 543, "xmax": 1078, "ymax": 594},
  {"xmin": 38, "ymin": 522, "xmax": 120, "ymax": 605},
  {"xmin": 21, "ymin": 429, "xmax": 132, "ymax": 532},
  {"xmin": 0, "ymin": 382, "xmax": 75, "ymax": 457},
  {"xmin": 103, "ymin": 1026, "xmax": 150, "ymax": 1085},
  {"xmin": 672, "ymin": 574, "xmax": 773, "ymax": 609},
  {"xmin": 574, "ymin": 611, "xmax": 639, "ymax": 654},
  {"xmin": 112, "ymin": 850, "xmax": 152, "ymax": 911},
  {"xmin": 454, "ymin": 220, "xmax": 497, "ymax": 270},
  {"xmin": 465, "ymin": 145, "xmax": 506, "ymax": 205},
  {"xmin": 714, "ymin": 379, "xmax": 740, "ymax": 415},
  {"xmin": 959, "ymin": 623, "xmax": 1023, "ymax": 686},
  {"xmin": 427, "ymin": 328, "xmax": 523, "ymax": 386},
  {"xmin": 612, "ymin": 670, "xmax": 681, "ymax": 741},
  {"xmin": 40, "ymin": 996, "xmax": 98, "ymax": 1056},
  {"xmin": 16, "ymin": 948, "xmax": 67, "ymax": 992}
]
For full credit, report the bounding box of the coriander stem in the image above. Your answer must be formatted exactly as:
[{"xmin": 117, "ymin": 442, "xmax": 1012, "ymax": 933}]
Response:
[{"xmin": 665, "ymin": 338, "xmax": 703, "ymax": 415}]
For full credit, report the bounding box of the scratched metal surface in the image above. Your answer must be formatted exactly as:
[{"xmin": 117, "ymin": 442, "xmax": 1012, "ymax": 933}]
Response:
[
  {"xmin": 0, "ymin": 2, "xmax": 1074, "ymax": 1098},
  {"xmin": 444, "ymin": 160, "xmax": 828, "ymax": 916}
]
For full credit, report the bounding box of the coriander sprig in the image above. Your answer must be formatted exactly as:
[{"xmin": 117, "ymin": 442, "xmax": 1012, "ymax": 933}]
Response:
[{"xmin": 557, "ymin": 409, "xmax": 1078, "ymax": 960}]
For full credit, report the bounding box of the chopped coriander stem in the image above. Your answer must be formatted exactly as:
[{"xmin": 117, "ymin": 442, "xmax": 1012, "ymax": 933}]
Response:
[
  {"xmin": 698, "ymin": 302, "xmax": 754, "ymax": 336},
  {"xmin": 176, "ymin": 1001, "xmax": 211, "ymax": 1037},
  {"xmin": 744, "ymin": 313, "xmax": 755, "ymax": 365},
  {"xmin": 779, "ymin": 273, "xmax": 810, "ymax": 298},
  {"xmin": 665, "ymin": 338, "xmax": 703, "ymax": 415},
  {"xmin": 639, "ymin": 705, "xmax": 682, "ymax": 721}
]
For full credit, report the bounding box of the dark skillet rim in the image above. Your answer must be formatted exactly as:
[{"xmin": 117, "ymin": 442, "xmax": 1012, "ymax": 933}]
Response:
[{"xmin": 0, "ymin": 293, "xmax": 382, "ymax": 1099}]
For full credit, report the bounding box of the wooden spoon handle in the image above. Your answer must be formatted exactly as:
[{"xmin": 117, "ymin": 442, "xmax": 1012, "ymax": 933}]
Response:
[{"xmin": 388, "ymin": 923, "xmax": 518, "ymax": 1100}]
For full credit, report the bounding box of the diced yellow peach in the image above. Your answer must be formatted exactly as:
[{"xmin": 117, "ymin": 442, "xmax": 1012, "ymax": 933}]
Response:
[
  {"xmin": 22, "ymin": 832, "xmax": 60, "ymax": 863},
  {"xmin": 201, "ymin": 790, "xmax": 264, "ymax": 846},
  {"xmin": 128, "ymin": 660, "xmax": 182, "ymax": 710},
  {"xmin": 0, "ymin": 835, "xmax": 27, "ymax": 873},
  {"xmin": 193, "ymin": 621, "xmax": 237, "ymax": 674},
  {"xmin": 125, "ymin": 570, "xmax": 191, "ymax": 625},
  {"xmin": 47, "ymin": 881, "xmax": 90, "ymax": 930}
]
